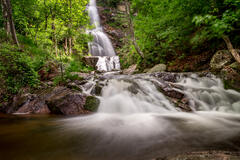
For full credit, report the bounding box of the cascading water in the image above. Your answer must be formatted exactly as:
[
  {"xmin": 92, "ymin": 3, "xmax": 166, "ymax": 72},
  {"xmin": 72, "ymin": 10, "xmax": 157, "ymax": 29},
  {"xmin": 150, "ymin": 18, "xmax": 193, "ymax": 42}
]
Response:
[
  {"xmin": 61, "ymin": 73, "xmax": 240, "ymax": 159},
  {"xmin": 1, "ymin": 73, "xmax": 240, "ymax": 160},
  {"xmin": 87, "ymin": 0, "xmax": 120, "ymax": 71}
]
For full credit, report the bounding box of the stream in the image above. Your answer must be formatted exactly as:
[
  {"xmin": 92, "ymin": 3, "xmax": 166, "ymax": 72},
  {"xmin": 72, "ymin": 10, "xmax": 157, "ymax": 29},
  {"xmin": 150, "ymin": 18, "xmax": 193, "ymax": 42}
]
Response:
[{"xmin": 1, "ymin": 73, "xmax": 240, "ymax": 160}]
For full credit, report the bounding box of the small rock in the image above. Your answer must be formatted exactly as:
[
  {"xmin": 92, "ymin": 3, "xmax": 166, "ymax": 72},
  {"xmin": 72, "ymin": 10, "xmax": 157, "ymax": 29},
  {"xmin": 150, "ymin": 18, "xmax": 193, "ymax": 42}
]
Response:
[
  {"xmin": 147, "ymin": 64, "xmax": 167, "ymax": 73},
  {"xmin": 123, "ymin": 64, "xmax": 137, "ymax": 75}
]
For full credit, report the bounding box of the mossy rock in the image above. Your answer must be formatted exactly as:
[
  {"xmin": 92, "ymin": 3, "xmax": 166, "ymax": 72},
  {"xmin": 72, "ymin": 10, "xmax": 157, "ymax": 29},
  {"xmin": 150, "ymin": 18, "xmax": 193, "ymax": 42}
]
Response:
[
  {"xmin": 84, "ymin": 96, "xmax": 100, "ymax": 112},
  {"xmin": 229, "ymin": 62, "xmax": 240, "ymax": 73},
  {"xmin": 90, "ymin": 83, "xmax": 102, "ymax": 96}
]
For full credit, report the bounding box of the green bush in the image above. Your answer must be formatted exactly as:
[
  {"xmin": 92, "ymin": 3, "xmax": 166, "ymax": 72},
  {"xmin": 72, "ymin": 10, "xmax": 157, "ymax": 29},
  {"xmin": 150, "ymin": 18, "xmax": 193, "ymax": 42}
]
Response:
[{"xmin": 0, "ymin": 43, "xmax": 39, "ymax": 95}]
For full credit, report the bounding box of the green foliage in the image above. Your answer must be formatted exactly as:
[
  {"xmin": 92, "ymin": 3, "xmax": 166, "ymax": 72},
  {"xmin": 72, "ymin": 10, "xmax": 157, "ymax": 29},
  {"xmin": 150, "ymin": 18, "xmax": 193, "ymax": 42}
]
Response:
[
  {"xmin": 192, "ymin": 0, "xmax": 240, "ymax": 39},
  {"xmin": 117, "ymin": 0, "xmax": 240, "ymax": 68},
  {"xmin": 104, "ymin": 0, "xmax": 122, "ymax": 7},
  {"xmin": 0, "ymin": 43, "xmax": 39, "ymax": 95},
  {"xmin": 11, "ymin": 0, "xmax": 90, "ymax": 55}
]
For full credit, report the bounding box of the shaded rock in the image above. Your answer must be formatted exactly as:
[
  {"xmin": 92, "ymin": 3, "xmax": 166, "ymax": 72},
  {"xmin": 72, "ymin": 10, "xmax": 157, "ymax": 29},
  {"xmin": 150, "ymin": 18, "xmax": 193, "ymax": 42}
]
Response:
[
  {"xmin": 147, "ymin": 64, "xmax": 167, "ymax": 73},
  {"xmin": 84, "ymin": 96, "xmax": 100, "ymax": 112},
  {"xmin": 15, "ymin": 98, "xmax": 50, "ymax": 114},
  {"xmin": 210, "ymin": 50, "xmax": 234, "ymax": 71},
  {"xmin": 6, "ymin": 94, "xmax": 37, "ymax": 114},
  {"xmin": 169, "ymin": 97, "xmax": 191, "ymax": 112},
  {"xmin": 220, "ymin": 66, "xmax": 240, "ymax": 91},
  {"xmin": 151, "ymin": 72, "xmax": 179, "ymax": 83},
  {"xmin": 152, "ymin": 79, "xmax": 191, "ymax": 111},
  {"xmin": 90, "ymin": 83, "xmax": 103, "ymax": 96},
  {"xmin": 128, "ymin": 84, "xmax": 140, "ymax": 94},
  {"xmin": 46, "ymin": 87, "xmax": 88, "ymax": 115},
  {"xmin": 122, "ymin": 64, "xmax": 137, "ymax": 75}
]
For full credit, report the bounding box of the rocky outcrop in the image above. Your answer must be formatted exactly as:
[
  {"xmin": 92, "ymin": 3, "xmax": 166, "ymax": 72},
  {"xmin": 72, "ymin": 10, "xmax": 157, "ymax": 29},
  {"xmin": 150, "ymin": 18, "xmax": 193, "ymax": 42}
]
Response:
[
  {"xmin": 210, "ymin": 50, "xmax": 234, "ymax": 71},
  {"xmin": 147, "ymin": 64, "xmax": 167, "ymax": 73},
  {"xmin": 2, "ymin": 85, "xmax": 100, "ymax": 115},
  {"xmin": 47, "ymin": 94, "xmax": 87, "ymax": 115},
  {"xmin": 220, "ymin": 66, "xmax": 240, "ymax": 91},
  {"xmin": 210, "ymin": 50, "xmax": 240, "ymax": 91}
]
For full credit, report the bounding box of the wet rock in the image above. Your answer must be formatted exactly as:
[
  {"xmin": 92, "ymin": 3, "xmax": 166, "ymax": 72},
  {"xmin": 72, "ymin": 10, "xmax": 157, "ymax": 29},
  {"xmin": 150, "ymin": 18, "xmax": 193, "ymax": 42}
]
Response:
[
  {"xmin": 46, "ymin": 88, "xmax": 88, "ymax": 115},
  {"xmin": 210, "ymin": 50, "xmax": 234, "ymax": 71},
  {"xmin": 169, "ymin": 97, "xmax": 191, "ymax": 112},
  {"xmin": 123, "ymin": 64, "xmax": 137, "ymax": 75},
  {"xmin": 84, "ymin": 96, "xmax": 100, "ymax": 112},
  {"xmin": 90, "ymin": 83, "xmax": 103, "ymax": 96},
  {"xmin": 147, "ymin": 64, "xmax": 167, "ymax": 73},
  {"xmin": 15, "ymin": 98, "xmax": 50, "ymax": 114},
  {"xmin": 220, "ymin": 66, "xmax": 240, "ymax": 91},
  {"xmin": 152, "ymin": 79, "xmax": 191, "ymax": 111},
  {"xmin": 128, "ymin": 84, "xmax": 139, "ymax": 94},
  {"xmin": 151, "ymin": 72, "xmax": 179, "ymax": 83},
  {"xmin": 6, "ymin": 94, "xmax": 37, "ymax": 114}
]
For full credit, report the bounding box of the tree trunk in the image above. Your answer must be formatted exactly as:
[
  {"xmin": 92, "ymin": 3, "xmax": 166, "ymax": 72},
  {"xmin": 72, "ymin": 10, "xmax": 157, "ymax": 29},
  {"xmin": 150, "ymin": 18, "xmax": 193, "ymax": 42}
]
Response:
[
  {"xmin": 51, "ymin": 7, "xmax": 57, "ymax": 56},
  {"xmin": 1, "ymin": 0, "xmax": 19, "ymax": 46},
  {"xmin": 68, "ymin": 37, "xmax": 72, "ymax": 55},
  {"xmin": 43, "ymin": 0, "xmax": 48, "ymax": 30},
  {"xmin": 1, "ymin": 0, "xmax": 10, "ymax": 35},
  {"xmin": 223, "ymin": 36, "xmax": 240, "ymax": 64},
  {"xmin": 125, "ymin": 0, "xmax": 144, "ymax": 58},
  {"xmin": 68, "ymin": 0, "xmax": 72, "ymax": 55},
  {"xmin": 64, "ymin": 38, "xmax": 68, "ymax": 54}
]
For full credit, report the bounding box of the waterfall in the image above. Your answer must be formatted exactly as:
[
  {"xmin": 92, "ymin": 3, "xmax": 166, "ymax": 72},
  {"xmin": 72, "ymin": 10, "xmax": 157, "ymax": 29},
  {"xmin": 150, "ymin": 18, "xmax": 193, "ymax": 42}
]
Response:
[
  {"xmin": 62, "ymin": 74, "xmax": 240, "ymax": 159},
  {"xmin": 88, "ymin": 0, "xmax": 120, "ymax": 71}
]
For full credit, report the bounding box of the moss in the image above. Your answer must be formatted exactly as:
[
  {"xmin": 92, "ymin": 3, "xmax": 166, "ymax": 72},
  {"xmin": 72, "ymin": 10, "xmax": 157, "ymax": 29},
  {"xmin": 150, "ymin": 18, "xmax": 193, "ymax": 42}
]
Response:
[
  {"xmin": 223, "ymin": 80, "xmax": 240, "ymax": 92},
  {"xmin": 84, "ymin": 96, "xmax": 100, "ymax": 112}
]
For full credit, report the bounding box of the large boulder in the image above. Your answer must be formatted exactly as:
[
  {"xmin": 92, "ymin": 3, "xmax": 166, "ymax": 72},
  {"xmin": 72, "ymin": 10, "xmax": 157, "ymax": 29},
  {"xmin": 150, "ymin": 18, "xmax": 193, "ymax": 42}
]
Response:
[
  {"xmin": 2, "ymin": 85, "xmax": 101, "ymax": 115},
  {"xmin": 210, "ymin": 50, "xmax": 234, "ymax": 71},
  {"xmin": 220, "ymin": 66, "xmax": 240, "ymax": 91},
  {"xmin": 45, "ymin": 87, "xmax": 88, "ymax": 115},
  {"xmin": 147, "ymin": 64, "xmax": 167, "ymax": 73}
]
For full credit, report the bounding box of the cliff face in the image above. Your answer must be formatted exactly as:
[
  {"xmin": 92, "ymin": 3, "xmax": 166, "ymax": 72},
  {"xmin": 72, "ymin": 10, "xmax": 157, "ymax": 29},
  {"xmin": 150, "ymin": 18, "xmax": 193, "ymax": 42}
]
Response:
[{"xmin": 97, "ymin": 1, "xmax": 127, "ymax": 52}]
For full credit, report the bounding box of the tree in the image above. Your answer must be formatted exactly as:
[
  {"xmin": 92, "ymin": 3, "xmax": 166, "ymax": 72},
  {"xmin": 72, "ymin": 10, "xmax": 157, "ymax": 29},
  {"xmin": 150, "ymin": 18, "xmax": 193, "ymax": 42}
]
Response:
[
  {"xmin": 1, "ymin": 0, "xmax": 19, "ymax": 46},
  {"xmin": 125, "ymin": 0, "xmax": 144, "ymax": 58},
  {"xmin": 193, "ymin": 0, "xmax": 240, "ymax": 63}
]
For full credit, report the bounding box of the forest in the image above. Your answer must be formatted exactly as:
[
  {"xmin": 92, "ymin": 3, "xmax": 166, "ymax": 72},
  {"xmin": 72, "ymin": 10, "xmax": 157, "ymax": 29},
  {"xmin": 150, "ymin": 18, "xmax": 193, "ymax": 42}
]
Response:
[{"xmin": 0, "ymin": 0, "xmax": 240, "ymax": 159}]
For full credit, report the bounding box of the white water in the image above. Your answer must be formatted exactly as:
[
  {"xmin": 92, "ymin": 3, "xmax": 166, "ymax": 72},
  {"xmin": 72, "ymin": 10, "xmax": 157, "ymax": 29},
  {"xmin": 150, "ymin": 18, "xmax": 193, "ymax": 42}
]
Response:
[
  {"xmin": 87, "ymin": 0, "xmax": 120, "ymax": 71},
  {"xmin": 62, "ymin": 74, "xmax": 240, "ymax": 159}
]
